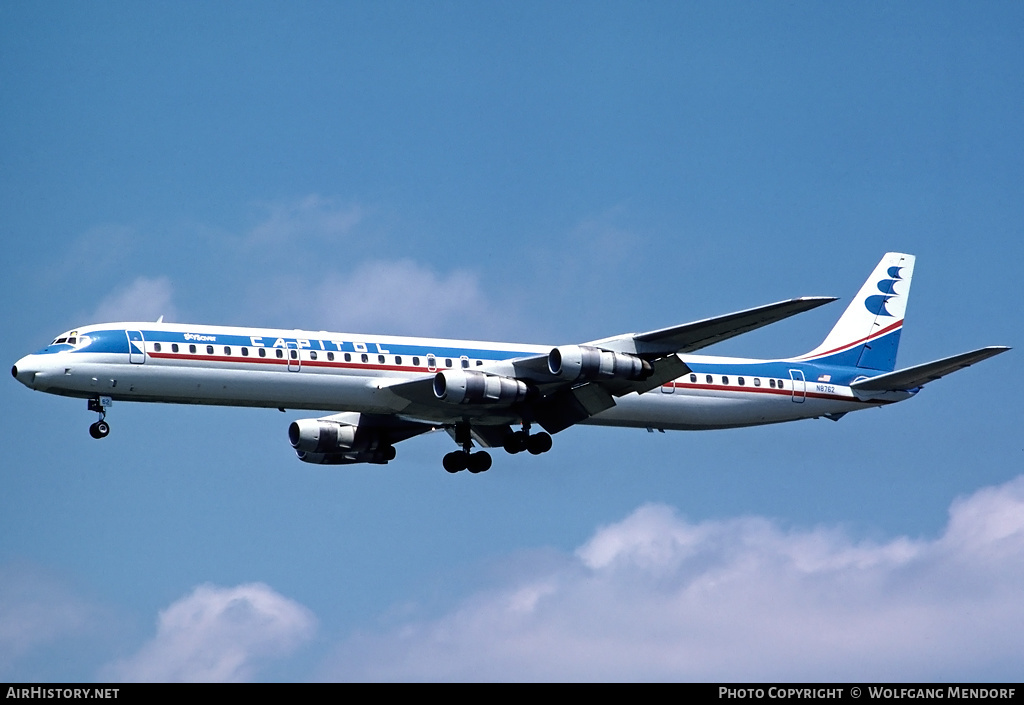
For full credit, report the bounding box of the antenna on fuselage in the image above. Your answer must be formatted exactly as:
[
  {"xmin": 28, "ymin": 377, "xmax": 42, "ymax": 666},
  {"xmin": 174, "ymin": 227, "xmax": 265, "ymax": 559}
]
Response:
[{"xmin": 156, "ymin": 315, "xmax": 164, "ymax": 323}]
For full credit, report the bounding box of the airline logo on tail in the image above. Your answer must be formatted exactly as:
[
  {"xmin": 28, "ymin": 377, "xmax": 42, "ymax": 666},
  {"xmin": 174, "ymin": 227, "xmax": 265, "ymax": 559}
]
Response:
[
  {"xmin": 795, "ymin": 253, "xmax": 915, "ymax": 371},
  {"xmin": 865, "ymin": 265, "xmax": 908, "ymax": 318}
]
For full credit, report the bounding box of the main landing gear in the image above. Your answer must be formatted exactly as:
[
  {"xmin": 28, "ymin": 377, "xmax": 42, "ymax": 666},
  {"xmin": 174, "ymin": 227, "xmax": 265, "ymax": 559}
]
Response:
[
  {"xmin": 443, "ymin": 423, "xmax": 554, "ymax": 473},
  {"xmin": 502, "ymin": 425, "xmax": 552, "ymax": 456},
  {"xmin": 443, "ymin": 423, "xmax": 492, "ymax": 474},
  {"xmin": 87, "ymin": 396, "xmax": 112, "ymax": 439}
]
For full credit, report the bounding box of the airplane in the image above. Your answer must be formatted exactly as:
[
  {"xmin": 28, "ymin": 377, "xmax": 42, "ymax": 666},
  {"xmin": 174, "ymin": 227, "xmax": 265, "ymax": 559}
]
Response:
[{"xmin": 11, "ymin": 253, "xmax": 1009, "ymax": 473}]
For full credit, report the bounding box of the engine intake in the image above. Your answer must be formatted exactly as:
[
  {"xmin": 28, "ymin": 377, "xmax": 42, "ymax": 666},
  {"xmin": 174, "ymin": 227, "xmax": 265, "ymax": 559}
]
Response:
[
  {"xmin": 433, "ymin": 370, "xmax": 528, "ymax": 405},
  {"xmin": 548, "ymin": 345, "xmax": 652, "ymax": 382}
]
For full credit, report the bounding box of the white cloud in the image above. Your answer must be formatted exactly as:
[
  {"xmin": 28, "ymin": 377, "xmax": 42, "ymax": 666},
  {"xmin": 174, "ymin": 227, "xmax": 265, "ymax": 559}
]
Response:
[
  {"xmin": 309, "ymin": 260, "xmax": 495, "ymax": 336},
  {"xmin": 246, "ymin": 195, "xmax": 363, "ymax": 244},
  {"xmin": 90, "ymin": 276, "xmax": 178, "ymax": 323},
  {"xmin": 104, "ymin": 583, "xmax": 316, "ymax": 683},
  {"xmin": 322, "ymin": 476, "xmax": 1024, "ymax": 681},
  {"xmin": 245, "ymin": 258, "xmax": 503, "ymax": 338}
]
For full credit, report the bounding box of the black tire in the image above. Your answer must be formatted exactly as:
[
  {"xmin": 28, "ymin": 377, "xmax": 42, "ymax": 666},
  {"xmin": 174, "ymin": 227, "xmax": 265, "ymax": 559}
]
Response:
[
  {"xmin": 503, "ymin": 431, "xmax": 528, "ymax": 454},
  {"xmin": 443, "ymin": 451, "xmax": 467, "ymax": 473},
  {"xmin": 527, "ymin": 432, "xmax": 552, "ymax": 455},
  {"xmin": 468, "ymin": 451, "xmax": 492, "ymax": 473},
  {"xmin": 89, "ymin": 421, "xmax": 110, "ymax": 439}
]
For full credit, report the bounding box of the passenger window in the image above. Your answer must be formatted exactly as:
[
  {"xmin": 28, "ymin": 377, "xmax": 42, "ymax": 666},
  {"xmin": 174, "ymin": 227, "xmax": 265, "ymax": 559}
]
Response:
[
  {"xmin": 276, "ymin": 349, "xmax": 284, "ymax": 359},
  {"xmin": 413, "ymin": 356, "xmax": 421, "ymax": 366},
  {"xmin": 172, "ymin": 343, "xmax": 179, "ymax": 353},
  {"xmin": 206, "ymin": 345, "xmax": 214, "ymax": 354},
  {"xmin": 778, "ymin": 379, "xmax": 784, "ymax": 388},
  {"xmin": 395, "ymin": 356, "xmax": 402, "ymax": 365},
  {"xmin": 446, "ymin": 359, "xmax": 452, "ymax": 367},
  {"xmin": 753, "ymin": 378, "xmax": 761, "ymax": 387},
  {"xmin": 722, "ymin": 376, "xmax": 729, "ymax": 385},
  {"xmin": 361, "ymin": 353, "xmax": 368, "ymax": 363},
  {"xmin": 690, "ymin": 374, "xmax": 697, "ymax": 383},
  {"xmin": 291, "ymin": 350, "xmax": 298, "ymax": 359},
  {"xmin": 427, "ymin": 356, "xmax": 436, "ymax": 368},
  {"xmin": 476, "ymin": 360, "xmax": 483, "ymax": 366},
  {"xmin": 259, "ymin": 348, "xmax": 266, "ymax": 357},
  {"xmin": 461, "ymin": 358, "xmax": 469, "ymax": 368},
  {"xmin": 378, "ymin": 354, "xmax": 385, "ymax": 364},
  {"xmin": 769, "ymin": 378, "xmax": 776, "ymax": 388},
  {"xmin": 344, "ymin": 353, "xmax": 351, "ymax": 362},
  {"xmin": 154, "ymin": 343, "xmax": 162, "ymax": 352},
  {"xmin": 706, "ymin": 374, "xmax": 713, "ymax": 384},
  {"xmin": 242, "ymin": 347, "xmax": 249, "ymax": 356},
  {"xmin": 310, "ymin": 350, "xmax": 317, "ymax": 360},
  {"xmin": 189, "ymin": 344, "xmax": 197, "ymax": 353},
  {"xmin": 327, "ymin": 352, "xmax": 334, "ymax": 361},
  {"xmin": 738, "ymin": 377, "xmax": 745, "ymax": 386},
  {"xmin": 224, "ymin": 346, "xmax": 231, "ymax": 355}
]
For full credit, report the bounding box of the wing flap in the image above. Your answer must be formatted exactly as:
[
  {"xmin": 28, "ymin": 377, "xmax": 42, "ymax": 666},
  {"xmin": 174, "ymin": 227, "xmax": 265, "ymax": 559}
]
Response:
[
  {"xmin": 532, "ymin": 384, "xmax": 617, "ymax": 434},
  {"xmin": 851, "ymin": 346, "xmax": 1010, "ymax": 395}
]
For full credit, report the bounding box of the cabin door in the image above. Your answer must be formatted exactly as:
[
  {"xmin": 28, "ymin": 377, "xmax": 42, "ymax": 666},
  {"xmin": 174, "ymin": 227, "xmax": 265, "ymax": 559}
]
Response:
[
  {"xmin": 286, "ymin": 342, "xmax": 301, "ymax": 372},
  {"xmin": 127, "ymin": 330, "xmax": 146, "ymax": 364},
  {"xmin": 789, "ymin": 369, "xmax": 806, "ymax": 403}
]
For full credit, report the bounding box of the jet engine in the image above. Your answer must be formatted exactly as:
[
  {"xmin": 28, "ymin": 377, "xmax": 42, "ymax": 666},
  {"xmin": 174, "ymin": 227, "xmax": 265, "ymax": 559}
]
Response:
[
  {"xmin": 548, "ymin": 345, "xmax": 652, "ymax": 382},
  {"xmin": 294, "ymin": 447, "xmax": 397, "ymax": 465},
  {"xmin": 288, "ymin": 417, "xmax": 396, "ymax": 465},
  {"xmin": 433, "ymin": 370, "xmax": 528, "ymax": 405}
]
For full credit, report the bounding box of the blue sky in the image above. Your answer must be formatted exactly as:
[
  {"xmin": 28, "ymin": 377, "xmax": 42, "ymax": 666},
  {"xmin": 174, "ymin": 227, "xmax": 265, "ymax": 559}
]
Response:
[{"xmin": 2, "ymin": 1, "xmax": 1021, "ymax": 681}]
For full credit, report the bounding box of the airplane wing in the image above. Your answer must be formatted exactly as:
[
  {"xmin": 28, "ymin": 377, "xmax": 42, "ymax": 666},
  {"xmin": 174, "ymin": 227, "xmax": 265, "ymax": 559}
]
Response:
[
  {"xmin": 589, "ymin": 297, "xmax": 837, "ymax": 355},
  {"xmin": 851, "ymin": 346, "xmax": 1010, "ymax": 396},
  {"xmin": 385, "ymin": 297, "xmax": 836, "ymax": 434}
]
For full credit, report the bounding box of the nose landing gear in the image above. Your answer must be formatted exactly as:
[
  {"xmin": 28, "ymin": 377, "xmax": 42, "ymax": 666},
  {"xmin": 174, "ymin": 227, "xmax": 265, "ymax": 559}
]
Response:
[{"xmin": 87, "ymin": 397, "xmax": 112, "ymax": 439}]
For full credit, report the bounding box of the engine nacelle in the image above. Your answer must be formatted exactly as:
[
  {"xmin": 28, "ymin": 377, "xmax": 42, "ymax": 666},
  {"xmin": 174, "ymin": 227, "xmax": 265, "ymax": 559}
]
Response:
[
  {"xmin": 295, "ymin": 446, "xmax": 397, "ymax": 465},
  {"xmin": 548, "ymin": 345, "xmax": 652, "ymax": 382},
  {"xmin": 433, "ymin": 369, "xmax": 528, "ymax": 405},
  {"xmin": 289, "ymin": 418, "xmax": 359, "ymax": 453},
  {"xmin": 288, "ymin": 417, "xmax": 396, "ymax": 465}
]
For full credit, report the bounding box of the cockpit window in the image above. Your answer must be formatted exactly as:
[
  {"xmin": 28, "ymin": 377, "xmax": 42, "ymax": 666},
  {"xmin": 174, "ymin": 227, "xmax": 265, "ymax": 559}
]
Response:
[{"xmin": 67, "ymin": 337, "xmax": 76, "ymax": 345}]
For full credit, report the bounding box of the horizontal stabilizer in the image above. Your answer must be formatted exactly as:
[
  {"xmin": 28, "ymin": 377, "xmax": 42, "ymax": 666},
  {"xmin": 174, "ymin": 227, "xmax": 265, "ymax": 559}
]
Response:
[
  {"xmin": 851, "ymin": 346, "xmax": 1010, "ymax": 394},
  {"xmin": 593, "ymin": 296, "xmax": 837, "ymax": 356}
]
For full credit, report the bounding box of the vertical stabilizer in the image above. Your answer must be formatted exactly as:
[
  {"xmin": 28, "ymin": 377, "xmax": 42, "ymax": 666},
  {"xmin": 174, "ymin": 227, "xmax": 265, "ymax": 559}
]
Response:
[{"xmin": 796, "ymin": 253, "xmax": 915, "ymax": 371}]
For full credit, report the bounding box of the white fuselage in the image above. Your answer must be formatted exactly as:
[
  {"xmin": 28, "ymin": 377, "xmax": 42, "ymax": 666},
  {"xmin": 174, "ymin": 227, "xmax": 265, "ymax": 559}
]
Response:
[{"xmin": 12, "ymin": 321, "xmax": 899, "ymax": 433}]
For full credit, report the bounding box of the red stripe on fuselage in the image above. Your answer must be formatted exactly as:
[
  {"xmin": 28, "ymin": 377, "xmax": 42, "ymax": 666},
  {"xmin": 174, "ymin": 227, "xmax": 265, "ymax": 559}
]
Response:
[
  {"xmin": 149, "ymin": 351, "xmax": 444, "ymax": 374},
  {"xmin": 661, "ymin": 381, "xmax": 857, "ymax": 403},
  {"xmin": 795, "ymin": 319, "xmax": 903, "ymax": 361}
]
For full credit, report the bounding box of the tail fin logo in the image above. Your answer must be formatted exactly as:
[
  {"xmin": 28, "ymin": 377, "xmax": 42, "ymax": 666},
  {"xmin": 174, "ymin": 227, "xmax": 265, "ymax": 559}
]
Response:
[{"xmin": 864, "ymin": 266, "xmax": 906, "ymax": 317}]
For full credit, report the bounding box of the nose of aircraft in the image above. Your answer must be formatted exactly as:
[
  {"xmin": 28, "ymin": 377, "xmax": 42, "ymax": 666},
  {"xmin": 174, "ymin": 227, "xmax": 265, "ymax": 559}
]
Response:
[{"xmin": 11, "ymin": 356, "xmax": 39, "ymax": 388}]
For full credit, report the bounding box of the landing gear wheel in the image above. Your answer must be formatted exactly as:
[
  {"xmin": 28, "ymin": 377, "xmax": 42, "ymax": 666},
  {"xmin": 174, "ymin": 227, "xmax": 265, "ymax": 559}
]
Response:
[
  {"xmin": 443, "ymin": 450, "xmax": 469, "ymax": 473},
  {"xmin": 503, "ymin": 430, "xmax": 529, "ymax": 454},
  {"xmin": 526, "ymin": 432, "xmax": 552, "ymax": 455},
  {"xmin": 87, "ymin": 397, "xmax": 113, "ymax": 440},
  {"xmin": 467, "ymin": 451, "xmax": 492, "ymax": 473}
]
